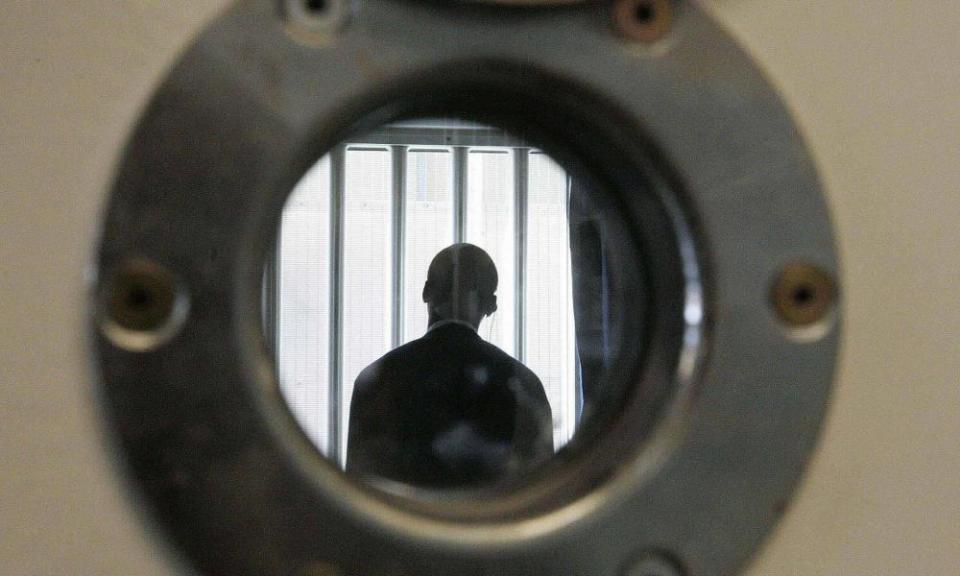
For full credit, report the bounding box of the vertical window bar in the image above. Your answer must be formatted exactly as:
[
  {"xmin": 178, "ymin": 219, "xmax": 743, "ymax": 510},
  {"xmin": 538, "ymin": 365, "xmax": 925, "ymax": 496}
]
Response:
[
  {"xmin": 273, "ymin": 238, "xmax": 281, "ymax": 357},
  {"xmin": 328, "ymin": 145, "xmax": 346, "ymax": 465},
  {"xmin": 453, "ymin": 146, "xmax": 468, "ymax": 243},
  {"xmin": 390, "ymin": 145, "xmax": 407, "ymax": 349},
  {"xmin": 514, "ymin": 148, "xmax": 529, "ymax": 362},
  {"xmin": 564, "ymin": 171, "xmax": 577, "ymax": 442},
  {"xmin": 263, "ymin": 236, "xmax": 280, "ymax": 356},
  {"xmin": 567, "ymin": 172, "xmax": 583, "ymax": 428}
]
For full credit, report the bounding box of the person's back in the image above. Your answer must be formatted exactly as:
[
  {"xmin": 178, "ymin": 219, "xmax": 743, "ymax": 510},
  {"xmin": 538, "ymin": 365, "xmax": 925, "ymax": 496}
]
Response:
[
  {"xmin": 345, "ymin": 244, "xmax": 553, "ymax": 488},
  {"xmin": 347, "ymin": 322, "xmax": 552, "ymax": 487}
]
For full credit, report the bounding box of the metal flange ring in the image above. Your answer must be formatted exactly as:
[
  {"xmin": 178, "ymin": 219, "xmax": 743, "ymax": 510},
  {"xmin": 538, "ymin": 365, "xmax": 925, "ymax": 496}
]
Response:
[{"xmin": 93, "ymin": 1, "xmax": 840, "ymax": 575}]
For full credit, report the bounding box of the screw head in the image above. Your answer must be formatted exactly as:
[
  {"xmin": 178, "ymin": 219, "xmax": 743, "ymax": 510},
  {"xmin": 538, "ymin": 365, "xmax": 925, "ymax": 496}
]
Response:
[
  {"xmin": 771, "ymin": 262, "xmax": 837, "ymax": 327},
  {"xmin": 282, "ymin": 0, "xmax": 350, "ymax": 46},
  {"xmin": 613, "ymin": 0, "xmax": 673, "ymax": 44},
  {"xmin": 100, "ymin": 257, "xmax": 188, "ymax": 351},
  {"xmin": 624, "ymin": 551, "xmax": 685, "ymax": 576},
  {"xmin": 107, "ymin": 258, "xmax": 177, "ymax": 332}
]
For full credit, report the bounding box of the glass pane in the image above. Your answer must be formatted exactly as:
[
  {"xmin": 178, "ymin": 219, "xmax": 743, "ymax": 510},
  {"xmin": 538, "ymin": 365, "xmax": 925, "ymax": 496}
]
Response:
[
  {"xmin": 466, "ymin": 149, "xmax": 515, "ymax": 356},
  {"xmin": 269, "ymin": 118, "xmax": 649, "ymax": 495},
  {"xmin": 526, "ymin": 152, "xmax": 577, "ymax": 449},
  {"xmin": 277, "ymin": 156, "xmax": 331, "ymax": 453},
  {"xmin": 341, "ymin": 148, "xmax": 393, "ymax": 460},
  {"xmin": 403, "ymin": 149, "xmax": 454, "ymax": 342}
]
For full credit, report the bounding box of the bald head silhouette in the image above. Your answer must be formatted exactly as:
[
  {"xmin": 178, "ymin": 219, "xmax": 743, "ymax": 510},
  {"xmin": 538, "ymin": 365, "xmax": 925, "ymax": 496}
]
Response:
[{"xmin": 422, "ymin": 243, "xmax": 498, "ymax": 330}]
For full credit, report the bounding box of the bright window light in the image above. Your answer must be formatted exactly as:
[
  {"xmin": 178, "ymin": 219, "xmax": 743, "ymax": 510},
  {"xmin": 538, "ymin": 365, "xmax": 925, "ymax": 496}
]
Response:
[{"xmin": 273, "ymin": 132, "xmax": 580, "ymax": 463}]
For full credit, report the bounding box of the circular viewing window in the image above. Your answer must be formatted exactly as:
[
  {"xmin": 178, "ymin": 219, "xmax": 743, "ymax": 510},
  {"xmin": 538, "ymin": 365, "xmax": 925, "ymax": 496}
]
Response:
[
  {"xmin": 262, "ymin": 115, "xmax": 692, "ymax": 506},
  {"xmin": 93, "ymin": 2, "xmax": 838, "ymax": 574}
]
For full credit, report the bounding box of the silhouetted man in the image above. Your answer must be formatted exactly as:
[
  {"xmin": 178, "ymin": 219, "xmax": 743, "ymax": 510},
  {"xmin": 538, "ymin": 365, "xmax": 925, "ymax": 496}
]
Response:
[{"xmin": 346, "ymin": 243, "xmax": 553, "ymax": 488}]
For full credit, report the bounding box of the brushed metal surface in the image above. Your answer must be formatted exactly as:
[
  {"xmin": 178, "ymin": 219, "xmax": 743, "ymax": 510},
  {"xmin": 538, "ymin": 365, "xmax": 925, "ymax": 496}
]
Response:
[
  {"xmin": 701, "ymin": 2, "xmax": 960, "ymax": 574},
  {"xmin": 1, "ymin": 1, "xmax": 957, "ymax": 575}
]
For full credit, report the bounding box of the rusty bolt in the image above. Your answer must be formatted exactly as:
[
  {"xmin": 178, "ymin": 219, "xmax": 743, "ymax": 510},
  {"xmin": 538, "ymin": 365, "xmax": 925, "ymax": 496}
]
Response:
[
  {"xmin": 771, "ymin": 262, "xmax": 837, "ymax": 327},
  {"xmin": 613, "ymin": 0, "xmax": 673, "ymax": 44},
  {"xmin": 100, "ymin": 257, "xmax": 189, "ymax": 352},
  {"xmin": 107, "ymin": 258, "xmax": 178, "ymax": 333},
  {"xmin": 623, "ymin": 551, "xmax": 685, "ymax": 576}
]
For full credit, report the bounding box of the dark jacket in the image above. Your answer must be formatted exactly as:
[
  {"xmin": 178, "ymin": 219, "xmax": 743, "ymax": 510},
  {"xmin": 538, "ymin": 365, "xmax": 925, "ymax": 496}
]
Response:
[{"xmin": 346, "ymin": 322, "xmax": 553, "ymax": 488}]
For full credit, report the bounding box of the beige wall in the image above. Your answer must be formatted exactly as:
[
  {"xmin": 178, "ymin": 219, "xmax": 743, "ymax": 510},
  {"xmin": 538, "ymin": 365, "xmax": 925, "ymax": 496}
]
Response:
[
  {"xmin": 1, "ymin": 1, "xmax": 957, "ymax": 574},
  {"xmin": 0, "ymin": 3, "xmax": 232, "ymax": 574},
  {"xmin": 702, "ymin": 2, "xmax": 960, "ymax": 573}
]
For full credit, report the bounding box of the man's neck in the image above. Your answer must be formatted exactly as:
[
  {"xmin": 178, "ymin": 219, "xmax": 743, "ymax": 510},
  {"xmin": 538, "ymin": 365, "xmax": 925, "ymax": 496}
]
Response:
[{"xmin": 427, "ymin": 318, "xmax": 478, "ymax": 334}]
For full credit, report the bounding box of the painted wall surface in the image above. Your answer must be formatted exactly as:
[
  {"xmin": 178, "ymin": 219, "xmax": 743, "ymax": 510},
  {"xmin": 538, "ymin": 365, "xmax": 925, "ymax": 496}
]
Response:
[
  {"xmin": 0, "ymin": 4, "xmax": 232, "ymax": 574},
  {"xmin": 700, "ymin": 3, "xmax": 960, "ymax": 573},
  {"xmin": 1, "ymin": 2, "xmax": 957, "ymax": 574}
]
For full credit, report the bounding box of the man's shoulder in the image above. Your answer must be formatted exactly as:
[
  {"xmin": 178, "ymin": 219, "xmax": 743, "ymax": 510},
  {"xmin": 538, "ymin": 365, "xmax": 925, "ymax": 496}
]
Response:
[
  {"xmin": 475, "ymin": 340, "xmax": 542, "ymax": 383},
  {"xmin": 354, "ymin": 338, "xmax": 431, "ymax": 386},
  {"xmin": 380, "ymin": 337, "xmax": 438, "ymax": 366}
]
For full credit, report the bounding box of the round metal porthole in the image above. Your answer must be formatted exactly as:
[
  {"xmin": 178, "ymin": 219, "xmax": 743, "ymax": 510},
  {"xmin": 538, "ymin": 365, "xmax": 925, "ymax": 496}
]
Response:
[{"xmin": 92, "ymin": 1, "xmax": 840, "ymax": 575}]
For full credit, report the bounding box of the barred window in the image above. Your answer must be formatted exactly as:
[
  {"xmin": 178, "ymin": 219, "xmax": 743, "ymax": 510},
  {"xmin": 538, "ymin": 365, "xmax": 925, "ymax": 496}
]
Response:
[{"xmin": 269, "ymin": 121, "xmax": 579, "ymax": 465}]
